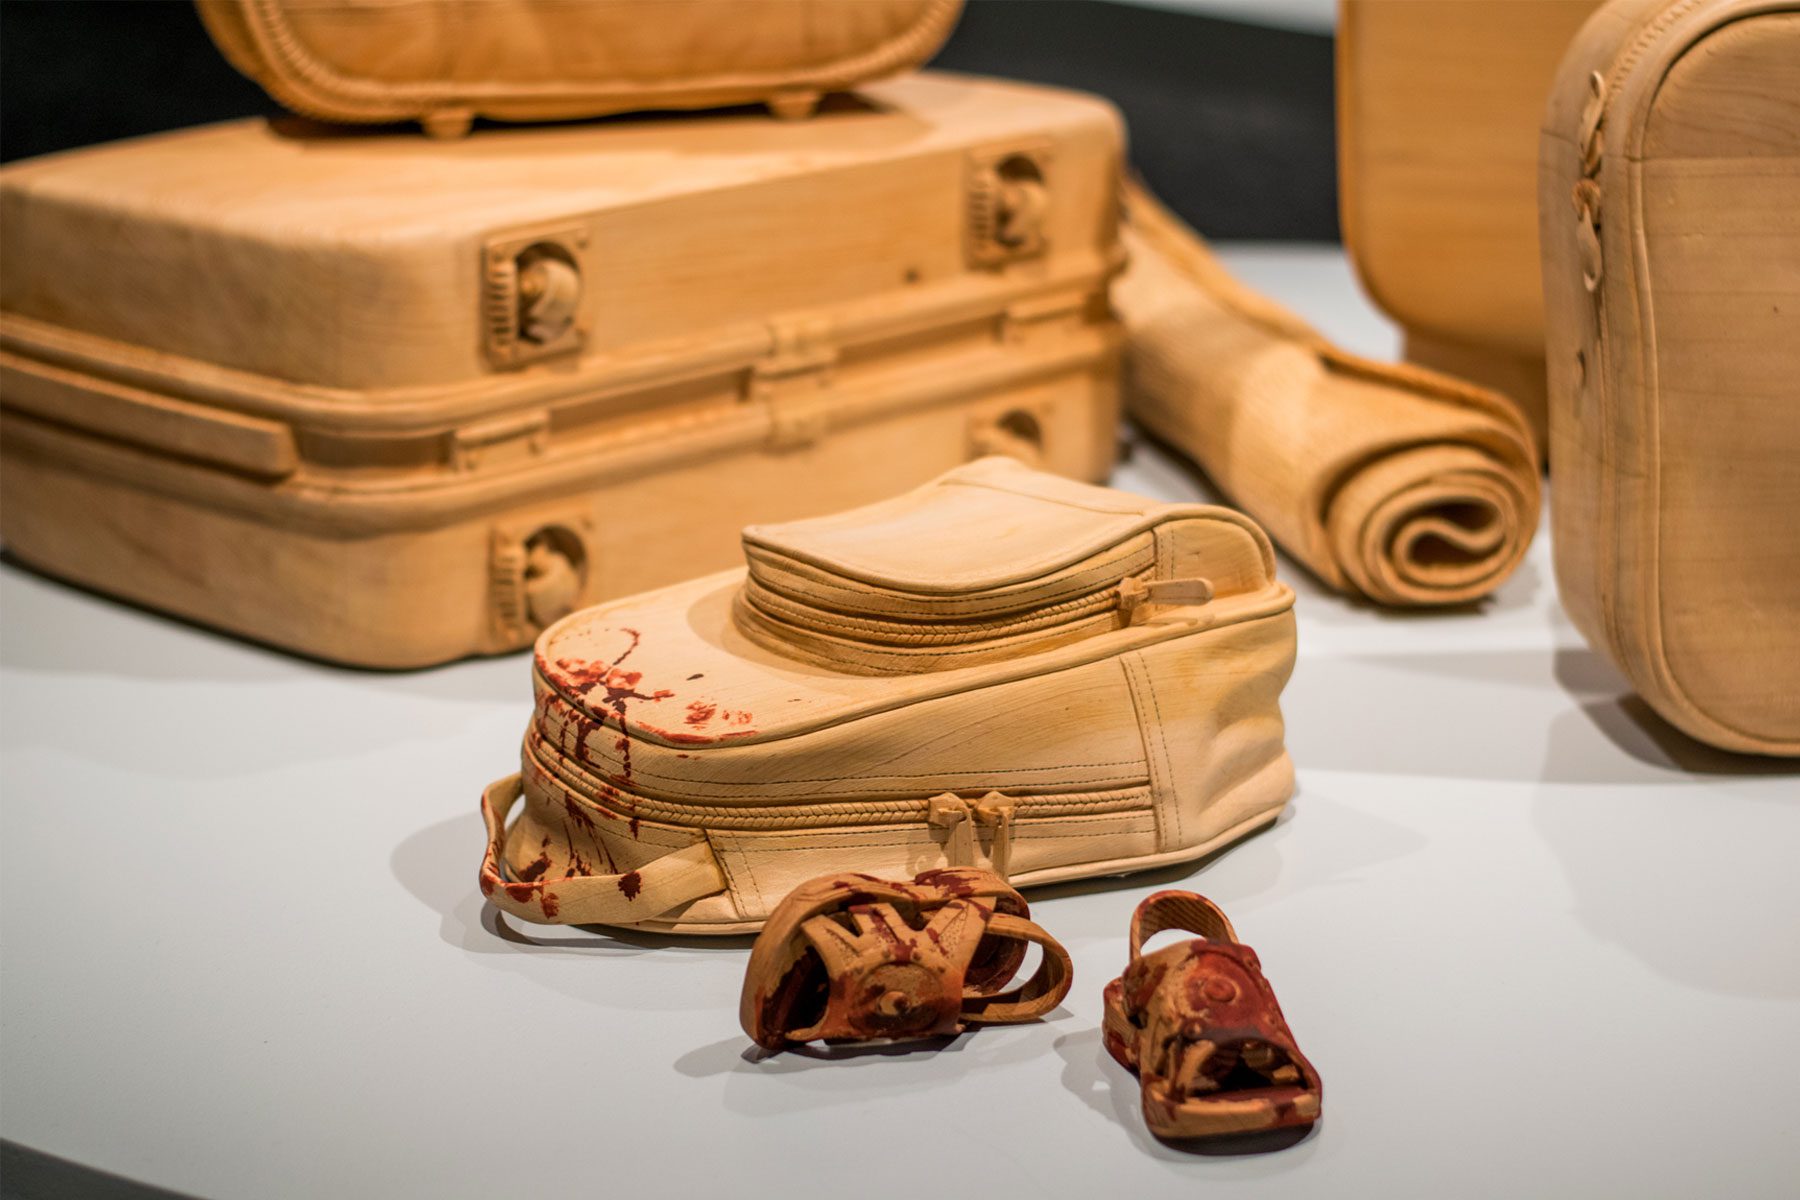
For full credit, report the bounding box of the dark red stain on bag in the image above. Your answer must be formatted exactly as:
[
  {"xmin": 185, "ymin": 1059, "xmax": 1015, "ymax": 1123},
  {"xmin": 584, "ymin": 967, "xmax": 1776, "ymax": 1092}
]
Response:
[
  {"xmin": 687, "ymin": 673, "xmax": 705, "ymax": 681},
  {"xmin": 538, "ymin": 890, "xmax": 560, "ymax": 919},
  {"xmin": 515, "ymin": 853, "xmax": 552, "ymax": 883},
  {"xmin": 563, "ymin": 794, "xmax": 603, "ymax": 831},
  {"xmin": 617, "ymin": 870, "xmax": 643, "ymax": 901},
  {"xmin": 685, "ymin": 701, "xmax": 717, "ymax": 725}
]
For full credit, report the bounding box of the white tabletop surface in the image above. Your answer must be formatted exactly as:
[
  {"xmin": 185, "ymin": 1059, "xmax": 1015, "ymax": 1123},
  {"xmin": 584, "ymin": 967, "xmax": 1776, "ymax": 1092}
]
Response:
[{"xmin": 3, "ymin": 245, "xmax": 1796, "ymax": 1200}]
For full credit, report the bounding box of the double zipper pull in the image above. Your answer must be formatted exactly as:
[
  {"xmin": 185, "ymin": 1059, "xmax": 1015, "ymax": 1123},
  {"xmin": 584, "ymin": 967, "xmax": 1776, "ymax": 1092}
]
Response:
[
  {"xmin": 928, "ymin": 791, "xmax": 1019, "ymax": 877},
  {"xmin": 1117, "ymin": 576, "xmax": 1215, "ymax": 625}
]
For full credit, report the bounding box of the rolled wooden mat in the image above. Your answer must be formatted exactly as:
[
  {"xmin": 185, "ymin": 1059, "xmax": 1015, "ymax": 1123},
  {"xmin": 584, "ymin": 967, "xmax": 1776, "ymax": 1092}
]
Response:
[{"xmin": 1117, "ymin": 180, "xmax": 1540, "ymax": 607}]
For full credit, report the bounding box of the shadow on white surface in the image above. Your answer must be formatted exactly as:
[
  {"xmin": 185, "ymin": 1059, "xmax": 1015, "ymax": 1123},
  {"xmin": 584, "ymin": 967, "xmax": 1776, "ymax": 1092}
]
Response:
[
  {"xmin": 671, "ymin": 1021, "xmax": 1071, "ymax": 1114},
  {"xmin": 1553, "ymin": 650, "xmax": 1800, "ymax": 779},
  {"xmin": 1283, "ymin": 644, "xmax": 1800, "ymax": 787},
  {"xmin": 0, "ymin": 558, "xmax": 292, "ymax": 683},
  {"xmin": 1054, "ymin": 1028, "xmax": 1322, "ymax": 1169}
]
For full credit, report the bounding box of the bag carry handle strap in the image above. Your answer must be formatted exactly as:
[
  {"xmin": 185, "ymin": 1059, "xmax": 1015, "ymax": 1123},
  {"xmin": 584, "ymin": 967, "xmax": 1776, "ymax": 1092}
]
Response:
[
  {"xmin": 478, "ymin": 774, "xmax": 727, "ymax": 927},
  {"xmin": 959, "ymin": 911, "xmax": 1075, "ymax": 1026}
]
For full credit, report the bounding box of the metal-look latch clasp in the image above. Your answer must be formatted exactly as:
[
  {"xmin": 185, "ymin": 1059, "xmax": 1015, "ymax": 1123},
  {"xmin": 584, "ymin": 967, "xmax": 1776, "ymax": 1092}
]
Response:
[
  {"xmin": 1116, "ymin": 575, "xmax": 1215, "ymax": 625},
  {"xmin": 928, "ymin": 792, "xmax": 1019, "ymax": 878}
]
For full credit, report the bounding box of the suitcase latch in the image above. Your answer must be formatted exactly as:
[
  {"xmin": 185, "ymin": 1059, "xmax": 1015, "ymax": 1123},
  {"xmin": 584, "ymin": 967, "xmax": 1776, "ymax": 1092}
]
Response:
[
  {"xmin": 489, "ymin": 520, "xmax": 591, "ymax": 647},
  {"xmin": 483, "ymin": 223, "xmax": 589, "ymax": 369},
  {"xmin": 753, "ymin": 318, "xmax": 838, "ymax": 450},
  {"xmin": 452, "ymin": 409, "xmax": 549, "ymax": 471},
  {"xmin": 1001, "ymin": 288, "xmax": 1087, "ymax": 345},
  {"xmin": 968, "ymin": 144, "xmax": 1053, "ymax": 268}
]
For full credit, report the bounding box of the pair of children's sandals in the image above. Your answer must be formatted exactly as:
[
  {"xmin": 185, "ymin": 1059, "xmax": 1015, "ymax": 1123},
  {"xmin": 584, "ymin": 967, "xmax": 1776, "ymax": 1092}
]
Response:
[{"xmin": 741, "ymin": 867, "xmax": 1322, "ymax": 1142}]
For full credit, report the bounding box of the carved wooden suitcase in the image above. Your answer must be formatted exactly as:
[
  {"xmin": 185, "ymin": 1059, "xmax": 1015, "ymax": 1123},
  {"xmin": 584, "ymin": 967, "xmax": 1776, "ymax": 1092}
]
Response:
[
  {"xmin": 0, "ymin": 72, "xmax": 1123, "ymax": 668},
  {"xmin": 1541, "ymin": 0, "xmax": 1800, "ymax": 755},
  {"xmin": 1337, "ymin": 0, "xmax": 1604, "ymax": 448},
  {"xmin": 479, "ymin": 458, "xmax": 1298, "ymax": 934}
]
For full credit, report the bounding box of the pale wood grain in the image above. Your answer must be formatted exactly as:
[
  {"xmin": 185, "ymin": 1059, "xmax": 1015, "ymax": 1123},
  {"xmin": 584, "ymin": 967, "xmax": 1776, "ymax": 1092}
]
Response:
[
  {"xmin": 0, "ymin": 74, "xmax": 1122, "ymax": 668},
  {"xmin": 1338, "ymin": 0, "xmax": 1605, "ymax": 449},
  {"xmin": 1543, "ymin": 0, "xmax": 1800, "ymax": 755},
  {"xmin": 197, "ymin": 0, "xmax": 963, "ymax": 135},
  {"xmin": 482, "ymin": 458, "xmax": 1297, "ymax": 933}
]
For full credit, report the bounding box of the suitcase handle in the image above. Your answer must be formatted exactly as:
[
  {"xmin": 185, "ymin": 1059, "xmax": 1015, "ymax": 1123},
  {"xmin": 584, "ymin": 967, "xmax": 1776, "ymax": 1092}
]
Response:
[{"xmin": 478, "ymin": 774, "xmax": 726, "ymax": 927}]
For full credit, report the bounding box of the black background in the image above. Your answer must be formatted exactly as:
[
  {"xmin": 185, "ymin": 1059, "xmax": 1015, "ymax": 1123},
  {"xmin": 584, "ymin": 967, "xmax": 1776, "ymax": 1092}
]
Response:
[{"xmin": 0, "ymin": 0, "xmax": 1337, "ymax": 240}]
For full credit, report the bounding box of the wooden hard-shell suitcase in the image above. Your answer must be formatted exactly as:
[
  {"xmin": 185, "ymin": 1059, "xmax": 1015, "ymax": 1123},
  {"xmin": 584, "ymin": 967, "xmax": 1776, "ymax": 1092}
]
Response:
[
  {"xmin": 0, "ymin": 73, "xmax": 1124, "ymax": 668},
  {"xmin": 197, "ymin": 0, "xmax": 964, "ymax": 136},
  {"xmin": 1541, "ymin": 0, "xmax": 1800, "ymax": 755},
  {"xmin": 1337, "ymin": 0, "xmax": 1603, "ymax": 447},
  {"xmin": 479, "ymin": 458, "xmax": 1297, "ymax": 935}
]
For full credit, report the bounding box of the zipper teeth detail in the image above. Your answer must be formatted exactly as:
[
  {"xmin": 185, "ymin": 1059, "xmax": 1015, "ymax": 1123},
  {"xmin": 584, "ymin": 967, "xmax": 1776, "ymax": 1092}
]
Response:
[
  {"xmin": 740, "ymin": 572, "xmax": 1143, "ymax": 646},
  {"xmin": 525, "ymin": 733, "xmax": 1151, "ymax": 830}
]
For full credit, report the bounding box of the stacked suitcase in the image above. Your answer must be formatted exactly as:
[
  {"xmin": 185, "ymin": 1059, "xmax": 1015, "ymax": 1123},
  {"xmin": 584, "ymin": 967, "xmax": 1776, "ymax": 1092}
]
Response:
[{"xmin": 0, "ymin": 2, "xmax": 1124, "ymax": 668}]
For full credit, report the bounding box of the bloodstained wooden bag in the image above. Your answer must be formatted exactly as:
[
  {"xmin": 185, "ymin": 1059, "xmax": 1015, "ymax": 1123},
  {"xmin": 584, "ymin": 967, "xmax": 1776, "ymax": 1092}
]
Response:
[
  {"xmin": 0, "ymin": 73, "xmax": 1124, "ymax": 667},
  {"xmin": 479, "ymin": 458, "xmax": 1298, "ymax": 935}
]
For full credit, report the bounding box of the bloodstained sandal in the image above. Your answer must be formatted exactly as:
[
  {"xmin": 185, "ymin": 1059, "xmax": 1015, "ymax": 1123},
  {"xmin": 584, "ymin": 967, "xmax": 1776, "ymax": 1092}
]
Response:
[
  {"xmin": 1102, "ymin": 891, "xmax": 1322, "ymax": 1139},
  {"xmin": 741, "ymin": 868, "xmax": 1073, "ymax": 1052}
]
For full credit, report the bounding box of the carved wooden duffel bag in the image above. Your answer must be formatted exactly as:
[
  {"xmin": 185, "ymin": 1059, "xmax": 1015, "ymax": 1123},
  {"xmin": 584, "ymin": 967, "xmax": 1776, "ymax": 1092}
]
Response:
[
  {"xmin": 1541, "ymin": 0, "xmax": 1800, "ymax": 755},
  {"xmin": 0, "ymin": 73, "xmax": 1122, "ymax": 668},
  {"xmin": 196, "ymin": 0, "xmax": 963, "ymax": 137},
  {"xmin": 479, "ymin": 457, "xmax": 1297, "ymax": 934}
]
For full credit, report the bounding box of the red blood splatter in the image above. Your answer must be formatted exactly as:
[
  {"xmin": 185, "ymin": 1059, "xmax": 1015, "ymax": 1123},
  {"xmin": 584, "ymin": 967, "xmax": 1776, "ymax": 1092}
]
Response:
[
  {"xmin": 563, "ymin": 794, "xmax": 603, "ymax": 831},
  {"xmin": 617, "ymin": 871, "xmax": 643, "ymax": 901},
  {"xmin": 685, "ymin": 701, "xmax": 718, "ymax": 726},
  {"xmin": 539, "ymin": 891, "xmax": 560, "ymax": 919},
  {"xmin": 912, "ymin": 869, "xmax": 976, "ymax": 897},
  {"xmin": 515, "ymin": 853, "xmax": 552, "ymax": 883}
]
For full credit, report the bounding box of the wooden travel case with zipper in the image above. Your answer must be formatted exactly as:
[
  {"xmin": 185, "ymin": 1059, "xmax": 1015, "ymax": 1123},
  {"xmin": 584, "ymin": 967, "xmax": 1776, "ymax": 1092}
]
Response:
[
  {"xmin": 0, "ymin": 72, "xmax": 1123, "ymax": 668},
  {"xmin": 479, "ymin": 457, "xmax": 1298, "ymax": 934},
  {"xmin": 1541, "ymin": 0, "xmax": 1800, "ymax": 754}
]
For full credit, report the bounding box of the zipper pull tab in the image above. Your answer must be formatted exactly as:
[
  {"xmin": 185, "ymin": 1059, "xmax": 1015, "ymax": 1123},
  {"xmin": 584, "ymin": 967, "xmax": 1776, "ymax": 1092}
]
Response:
[
  {"xmin": 1117, "ymin": 576, "xmax": 1215, "ymax": 625},
  {"xmin": 970, "ymin": 792, "xmax": 1018, "ymax": 879},
  {"xmin": 928, "ymin": 792, "xmax": 1018, "ymax": 878}
]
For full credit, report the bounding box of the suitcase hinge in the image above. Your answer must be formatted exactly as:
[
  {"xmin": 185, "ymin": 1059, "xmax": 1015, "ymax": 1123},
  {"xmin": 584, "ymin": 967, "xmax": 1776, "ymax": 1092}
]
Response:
[
  {"xmin": 452, "ymin": 410, "xmax": 549, "ymax": 471},
  {"xmin": 1002, "ymin": 288, "xmax": 1087, "ymax": 345},
  {"xmin": 753, "ymin": 318, "xmax": 838, "ymax": 450}
]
